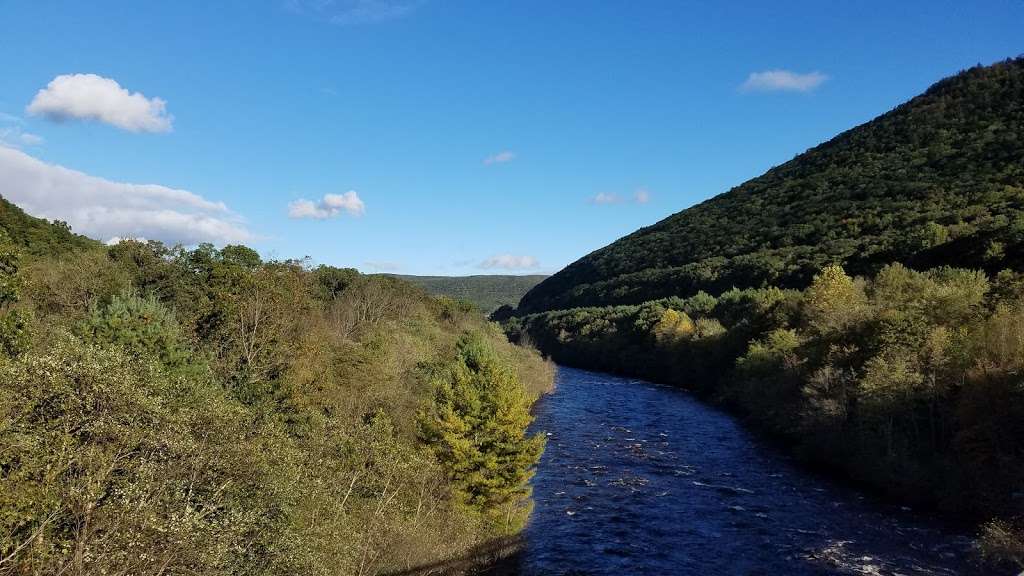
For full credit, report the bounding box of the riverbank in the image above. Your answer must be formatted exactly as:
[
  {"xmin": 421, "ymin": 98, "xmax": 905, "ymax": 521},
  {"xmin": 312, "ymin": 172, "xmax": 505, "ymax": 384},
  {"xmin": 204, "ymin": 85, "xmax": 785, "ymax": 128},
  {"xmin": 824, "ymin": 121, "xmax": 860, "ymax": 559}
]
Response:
[
  {"xmin": 507, "ymin": 268, "xmax": 1024, "ymax": 509},
  {"xmin": 504, "ymin": 265, "xmax": 1024, "ymax": 572}
]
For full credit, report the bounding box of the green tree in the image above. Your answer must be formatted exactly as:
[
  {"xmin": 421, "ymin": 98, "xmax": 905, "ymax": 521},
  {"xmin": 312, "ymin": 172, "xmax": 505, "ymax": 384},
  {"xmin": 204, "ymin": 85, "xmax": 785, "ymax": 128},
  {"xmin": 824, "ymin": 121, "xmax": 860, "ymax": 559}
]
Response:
[
  {"xmin": 80, "ymin": 292, "xmax": 195, "ymax": 373},
  {"xmin": 220, "ymin": 244, "xmax": 262, "ymax": 269},
  {"xmin": 736, "ymin": 328, "xmax": 802, "ymax": 376},
  {"xmin": 0, "ymin": 238, "xmax": 28, "ymax": 358},
  {"xmin": 418, "ymin": 334, "xmax": 544, "ymax": 532}
]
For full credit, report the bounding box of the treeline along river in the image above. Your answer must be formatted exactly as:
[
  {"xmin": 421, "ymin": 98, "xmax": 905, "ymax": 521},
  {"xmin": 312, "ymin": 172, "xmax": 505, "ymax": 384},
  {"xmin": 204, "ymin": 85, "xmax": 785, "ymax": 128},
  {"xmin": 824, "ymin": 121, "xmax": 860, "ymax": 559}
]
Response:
[{"xmin": 510, "ymin": 367, "xmax": 1001, "ymax": 575}]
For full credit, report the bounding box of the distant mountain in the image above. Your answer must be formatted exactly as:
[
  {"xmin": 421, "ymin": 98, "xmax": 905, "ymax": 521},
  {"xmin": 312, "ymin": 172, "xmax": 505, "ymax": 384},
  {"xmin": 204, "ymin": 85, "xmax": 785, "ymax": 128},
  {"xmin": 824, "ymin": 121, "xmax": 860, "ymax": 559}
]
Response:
[
  {"xmin": 518, "ymin": 57, "xmax": 1024, "ymax": 314},
  {"xmin": 0, "ymin": 195, "xmax": 99, "ymax": 255},
  {"xmin": 390, "ymin": 274, "xmax": 547, "ymax": 312}
]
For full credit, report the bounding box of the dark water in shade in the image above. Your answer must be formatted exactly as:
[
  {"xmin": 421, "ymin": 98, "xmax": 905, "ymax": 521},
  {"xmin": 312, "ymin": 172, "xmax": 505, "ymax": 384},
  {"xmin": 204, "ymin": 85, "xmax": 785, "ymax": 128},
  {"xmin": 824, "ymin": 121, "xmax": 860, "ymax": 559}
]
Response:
[{"xmin": 515, "ymin": 366, "xmax": 998, "ymax": 576}]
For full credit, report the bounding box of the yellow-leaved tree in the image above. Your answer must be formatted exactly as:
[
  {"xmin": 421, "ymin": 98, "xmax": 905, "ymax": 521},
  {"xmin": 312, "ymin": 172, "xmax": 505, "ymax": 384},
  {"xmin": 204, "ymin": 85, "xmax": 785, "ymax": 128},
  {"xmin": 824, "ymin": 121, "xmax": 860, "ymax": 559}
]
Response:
[{"xmin": 803, "ymin": 265, "xmax": 869, "ymax": 335}]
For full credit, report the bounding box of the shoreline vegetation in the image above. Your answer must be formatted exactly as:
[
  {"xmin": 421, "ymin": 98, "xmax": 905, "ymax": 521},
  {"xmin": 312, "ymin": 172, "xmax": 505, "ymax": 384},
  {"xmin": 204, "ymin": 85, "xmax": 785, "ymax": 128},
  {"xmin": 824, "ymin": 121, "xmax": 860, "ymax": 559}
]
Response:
[
  {"xmin": 503, "ymin": 58, "xmax": 1024, "ymax": 572},
  {"xmin": 505, "ymin": 265, "xmax": 1023, "ymax": 553},
  {"xmin": 0, "ymin": 226, "xmax": 554, "ymax": 575}
]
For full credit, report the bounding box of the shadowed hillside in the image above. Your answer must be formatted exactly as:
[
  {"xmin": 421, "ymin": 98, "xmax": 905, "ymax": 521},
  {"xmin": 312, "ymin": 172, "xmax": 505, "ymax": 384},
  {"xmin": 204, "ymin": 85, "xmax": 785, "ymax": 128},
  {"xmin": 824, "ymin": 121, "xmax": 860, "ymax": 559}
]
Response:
[{"xmin": 391, "ymin": 274, "xmax": 547, "ymax": 313}]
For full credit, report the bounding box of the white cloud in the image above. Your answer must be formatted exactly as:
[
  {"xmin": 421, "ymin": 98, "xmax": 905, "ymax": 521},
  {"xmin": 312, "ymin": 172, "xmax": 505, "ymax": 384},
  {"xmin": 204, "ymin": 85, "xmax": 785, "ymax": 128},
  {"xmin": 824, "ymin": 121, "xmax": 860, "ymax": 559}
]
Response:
[
  {"xmin": 286, "ymin": 0, "xmax": 423, "ymax": 24},
  {"xmin": 0, "ymin": 146, "xmax": 252, "ymax": 245},
  {"xmin": 288, "ymin": 191, "xmax": 365, "ymax": 219},
  {"xmin": 18, "ymin": 132, "xmax": 44, "ymax": 146},
  {"xmin": 0, "ymin": 114, "xmax": 43, "ymax": 148},
  {"xmin": 589, "ymin": 188, "xmax": 651, "ymax": 206},
  {"xmin": 483, "ymin": 150, "xmax": 516, "ymax": 165},
  {"xmin": 479, "ymin": 254, "xmax": 539, "ymax": 270},
  {"xmin": 0, "ymin": 127, "xmax": 43, "ymax": 148},
  {"xmin": 589, "ymin": 192, "xmax": 622, "ymax": 205},
  {"xmin": 27, "ymin": 73, "xmax": 173, "ymax": 132},
  {"xmin": 740, "ymin": 70, "xmax": 827, "ymax": 93}
]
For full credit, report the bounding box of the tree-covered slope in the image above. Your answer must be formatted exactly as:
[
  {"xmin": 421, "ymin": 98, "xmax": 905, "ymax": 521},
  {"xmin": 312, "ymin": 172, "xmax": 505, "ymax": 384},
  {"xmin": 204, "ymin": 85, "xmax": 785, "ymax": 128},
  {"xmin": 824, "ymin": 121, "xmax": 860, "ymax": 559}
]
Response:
[
  {"xmin": 390, "ymin": 274, "xmax": 547, "ymax": 312},
  {"xmin": 1, "ymin": 239, "xmax": 554, "ymax": 574},
  {"xmin": 0, "ymin": 195, "xmax": 99, "ymax": 255},
  {"xmin": 518, "ymin": 57, "xmax": 1024, "ymax": 314}
]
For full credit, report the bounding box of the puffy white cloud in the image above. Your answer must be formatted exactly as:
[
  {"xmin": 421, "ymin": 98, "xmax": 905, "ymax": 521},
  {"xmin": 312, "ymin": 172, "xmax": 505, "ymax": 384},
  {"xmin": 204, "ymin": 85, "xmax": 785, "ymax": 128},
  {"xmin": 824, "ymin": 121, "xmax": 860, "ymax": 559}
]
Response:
[
  {"xmin": 483, "ymin": 150, "xmax": 516, "ymax": 165},
  {"xmin": 633, "ymin": 188, "xmax": 650, "ymax": 204},
  {"xmin": 27, "ymin": 73, "xmax": 173, "ymax": 132},
  {"xmin": 288, "ymin": 191, "xmax": 365, "ymax": 219},
  {"xmin": 479, "ymin": 254, "xmax": 539, "ymax": 270},
  {"xmin": 740, "ymin": 70, "xmax": 827, "ymax": 93},
  {"xmin": 0, "ymin": 146, "xmax": 252, "ymax": 245}
]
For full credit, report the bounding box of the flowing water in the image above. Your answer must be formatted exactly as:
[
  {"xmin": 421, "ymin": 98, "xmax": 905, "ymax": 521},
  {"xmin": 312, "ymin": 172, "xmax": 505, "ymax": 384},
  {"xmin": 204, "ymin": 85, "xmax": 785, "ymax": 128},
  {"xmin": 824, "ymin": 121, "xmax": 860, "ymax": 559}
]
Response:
[{"xmin": 514, "ymin": 366, "xmax": 997, "ymax": 575}]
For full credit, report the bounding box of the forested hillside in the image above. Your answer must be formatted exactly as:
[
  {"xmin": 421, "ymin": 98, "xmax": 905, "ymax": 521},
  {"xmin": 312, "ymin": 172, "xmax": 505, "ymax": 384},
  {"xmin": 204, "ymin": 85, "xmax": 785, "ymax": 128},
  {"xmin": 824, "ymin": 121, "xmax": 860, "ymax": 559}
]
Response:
[
  {"xmin": 505, "ymin": 58, "xmax": 1024, "ymax": 571},
  {"xmin": 0, "ymin": 195, "xmax": 98, "ymax": 255},
  {"xmin": 518, "ymin": 58, "xmax": 1024, "ymax": 314},
  {"xmin": 388, "ymin": 274, "xmax": 546, "ymax": 313},
  {"xmin": 0, "ymin": 231, "xmax": 553, "ymax": 574}
]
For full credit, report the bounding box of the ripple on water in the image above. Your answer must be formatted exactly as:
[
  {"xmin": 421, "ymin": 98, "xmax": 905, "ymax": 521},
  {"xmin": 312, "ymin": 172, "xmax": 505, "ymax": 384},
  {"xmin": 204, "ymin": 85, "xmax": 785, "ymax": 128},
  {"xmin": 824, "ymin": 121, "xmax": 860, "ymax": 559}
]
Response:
[{"xmin": 517, "ymin": 366, "xmax": 1000, "ymax": 576}]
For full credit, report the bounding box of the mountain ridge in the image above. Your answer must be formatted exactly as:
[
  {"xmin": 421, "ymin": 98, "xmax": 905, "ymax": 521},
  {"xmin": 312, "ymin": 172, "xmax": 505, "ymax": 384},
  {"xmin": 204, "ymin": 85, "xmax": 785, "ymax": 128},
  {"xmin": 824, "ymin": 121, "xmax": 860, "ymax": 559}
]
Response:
[
  {"xmin": 518, "ymin": 57, "xmax": 1024, "ymax": 314},
  {"xmin": 387, "ymin": 274, "xmax": 546, "ymax": 312}
]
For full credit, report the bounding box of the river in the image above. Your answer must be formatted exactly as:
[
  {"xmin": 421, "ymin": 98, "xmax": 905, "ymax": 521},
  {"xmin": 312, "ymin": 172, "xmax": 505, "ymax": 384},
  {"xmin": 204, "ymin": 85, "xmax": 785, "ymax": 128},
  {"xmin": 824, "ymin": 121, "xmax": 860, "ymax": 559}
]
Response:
[{"xmin": 512, "ymin": 366, "xmax": 996, "ymax": 575}]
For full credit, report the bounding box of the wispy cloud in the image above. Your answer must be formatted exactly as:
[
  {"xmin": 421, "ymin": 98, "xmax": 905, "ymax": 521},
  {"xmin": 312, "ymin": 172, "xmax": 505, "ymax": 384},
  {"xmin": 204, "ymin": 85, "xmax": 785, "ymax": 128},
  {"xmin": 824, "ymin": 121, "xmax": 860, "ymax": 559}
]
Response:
[
  {"xmin": 286, "ymin": 0, "xmax": 424, "ymax": 24},
  {"xmin": 288, "ymin": 191, "xmax": 365, "ymax": 220},
  {"xmin": 589, "ymin": 192, "xmax": 622, "ymax": 205},
  {"xmin": 740, "ymin": 70, "xmax": 827, "ymax": 93},
  {"xmin": 589, "ymin": 188, "xmax": 651, "ymax": 205},
  {"xmin": 27, "ymin": 73, "xmax": 173, "ymax": 133},
  {"xmin": 483, "ymin": 150, "xmax": 516, "ymax": 165},
  {"xmin": 0, "ymin": 115, "xmax": 43, "ymax": 148},
  {"xmin": 0, "ymin": 112, "xmax": 24, "ymax": 125},
  {"xmin": 0, "ymin": 146, "xmax": 252, "ymax": 245},
  {"xmin": 479, "ymin": 254, "xmax": 539, "ymax": 270},
  {"xmin": 18, "ymin": 132, "xmax": 44, "ymax": 146}
]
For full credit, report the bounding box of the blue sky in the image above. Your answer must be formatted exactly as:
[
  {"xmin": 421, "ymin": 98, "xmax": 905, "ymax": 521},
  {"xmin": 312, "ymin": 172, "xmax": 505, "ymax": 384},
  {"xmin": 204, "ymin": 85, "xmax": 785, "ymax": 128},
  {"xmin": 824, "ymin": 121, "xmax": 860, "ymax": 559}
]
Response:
[{"xmin": 0, "ymin": 1, "xmax": 1021, "ymax": 275}]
